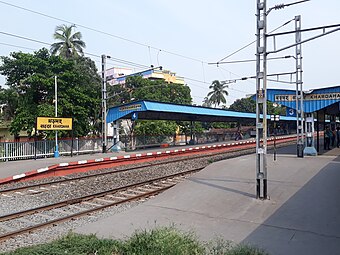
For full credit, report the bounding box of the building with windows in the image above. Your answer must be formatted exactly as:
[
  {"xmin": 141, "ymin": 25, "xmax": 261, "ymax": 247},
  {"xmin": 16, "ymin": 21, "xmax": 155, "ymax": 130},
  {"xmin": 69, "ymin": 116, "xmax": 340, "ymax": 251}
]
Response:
[{"xmin": 105, "ymin": 67, "xmax": 185, "ymax": 85}]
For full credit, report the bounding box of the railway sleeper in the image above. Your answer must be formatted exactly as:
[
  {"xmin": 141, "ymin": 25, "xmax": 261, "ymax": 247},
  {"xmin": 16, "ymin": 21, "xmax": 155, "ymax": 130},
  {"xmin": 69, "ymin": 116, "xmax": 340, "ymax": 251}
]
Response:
[
  {"xmin": 80, "ymin": 201, "xmax": 102, "ymax": 207},
  {"xmin": 68, "ymin": 204, "xmax": 89, "ymax": 211},
  {"xmin": 0, "ymin": 223, "xmax": 16, "ymax": 232},
  {"xmin": 17, "ymin": 217, "xmax": 39, "ymax": 225},
  {"xmin": 92, "ymin": 198, "xmax": 114, "ymax": 204}
]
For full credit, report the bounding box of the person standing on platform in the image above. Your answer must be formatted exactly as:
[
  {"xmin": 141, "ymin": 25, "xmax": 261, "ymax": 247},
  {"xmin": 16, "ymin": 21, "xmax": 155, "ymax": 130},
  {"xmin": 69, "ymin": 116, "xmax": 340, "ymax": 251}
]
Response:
[
  {"xmin": 336, "ymin": 126, "xmax": 340, "ymax": 148},
  {"xmin": 324, "ymin": 126, "xmax": 331, "ymax": 150},
  {"xmin": 331, "ymin": 127, "xmax": 336, "ymax": 147}
]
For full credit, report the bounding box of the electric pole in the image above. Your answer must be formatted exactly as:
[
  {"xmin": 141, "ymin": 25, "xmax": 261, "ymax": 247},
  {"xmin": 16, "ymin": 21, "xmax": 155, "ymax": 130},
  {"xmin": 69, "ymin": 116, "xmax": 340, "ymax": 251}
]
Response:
[
  {"xmin": 295, "ymin": 15, "xmax": 304, "ymax": 157},
  {"xmin": 101, "ymin": 54, "xmax": 108, "ymax": 153},
  {"xmin": 255, "ymin": 0, "xmax": 268, "ymax": 199}
]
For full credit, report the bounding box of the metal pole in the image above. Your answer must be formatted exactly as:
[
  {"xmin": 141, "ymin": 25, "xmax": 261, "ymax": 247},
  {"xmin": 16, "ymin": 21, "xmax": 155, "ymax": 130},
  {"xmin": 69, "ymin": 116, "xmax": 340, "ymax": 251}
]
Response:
[
  {"xmin": 54, "ymin": 75, "xmax": 59, "ymax": 158},
  {"xmin": 295, "ymin": 15, "xmax": 304, "ymax": 158},
  {"xmin": 274, "ymin": 121, "xmax": 277, "ymax": 161},
  {"xmin": 256, "ymin": 0, "xmax": 268, "ymax": 199},
  {"xmin": 316, "ymin": 111, "xmax": 319, "ymax": 152},
  {"xmin": 101, "ymin": 55, "xmax": 107, "ymax": 153}
]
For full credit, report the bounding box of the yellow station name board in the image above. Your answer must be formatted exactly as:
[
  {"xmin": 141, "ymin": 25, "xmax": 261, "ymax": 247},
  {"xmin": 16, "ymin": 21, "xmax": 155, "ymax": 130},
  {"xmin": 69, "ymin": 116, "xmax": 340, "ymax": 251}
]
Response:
[{"xmin": 37, "ymin": 117, "xmax": 73, "ymax": 130}]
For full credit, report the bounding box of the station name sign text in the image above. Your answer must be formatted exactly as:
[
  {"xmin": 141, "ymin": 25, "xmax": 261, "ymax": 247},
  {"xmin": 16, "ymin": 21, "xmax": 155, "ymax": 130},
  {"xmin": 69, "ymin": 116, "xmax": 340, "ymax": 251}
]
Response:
[
  {"xmin": 37, "ymin": 117, "xmax": 73, "ymax": 130},
  {"xmin": 119, "ymin": 104, "xmax": 142, "ymax": 112},
  {"xmin": 275, "ymin": 93, "xmax": 340, "ymax": 102}
]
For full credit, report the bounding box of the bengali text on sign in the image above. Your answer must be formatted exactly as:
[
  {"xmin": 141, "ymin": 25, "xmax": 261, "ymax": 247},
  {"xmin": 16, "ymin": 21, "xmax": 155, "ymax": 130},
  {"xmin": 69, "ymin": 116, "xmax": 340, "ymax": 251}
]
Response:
[{"xmin": 37, "ymin": 117, "xmax": 73, "ymax": 130}]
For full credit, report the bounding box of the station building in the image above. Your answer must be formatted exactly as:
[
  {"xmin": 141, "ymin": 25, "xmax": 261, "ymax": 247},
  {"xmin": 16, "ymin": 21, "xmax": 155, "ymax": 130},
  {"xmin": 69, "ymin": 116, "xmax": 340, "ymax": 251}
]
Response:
[{"xmin": 267, "ymin": 85, "xmax": 340, "ymax": 154}]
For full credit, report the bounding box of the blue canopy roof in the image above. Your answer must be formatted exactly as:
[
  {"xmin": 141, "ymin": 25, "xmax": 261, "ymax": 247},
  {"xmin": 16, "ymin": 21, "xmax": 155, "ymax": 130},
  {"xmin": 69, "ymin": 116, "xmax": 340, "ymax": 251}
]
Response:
[
  {"xmin": 106, "ymin": 100, "xmax": 296, "ymax": 123},
  {"xmin": 267, "ymin": 85, "xmax": 340, "ymax": 113}
]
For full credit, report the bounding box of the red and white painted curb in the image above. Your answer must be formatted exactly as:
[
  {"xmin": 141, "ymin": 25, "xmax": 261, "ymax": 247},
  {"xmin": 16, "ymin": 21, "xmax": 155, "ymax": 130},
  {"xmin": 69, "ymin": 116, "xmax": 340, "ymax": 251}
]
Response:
[{"xmin": 0, "ymin": 135, "xmax": 296, "ymax": 184}]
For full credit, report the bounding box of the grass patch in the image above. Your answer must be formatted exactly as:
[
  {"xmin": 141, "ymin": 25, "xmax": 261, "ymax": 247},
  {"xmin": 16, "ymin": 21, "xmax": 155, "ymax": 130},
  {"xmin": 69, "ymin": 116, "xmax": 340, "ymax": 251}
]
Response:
[
  {"xmin": 2, "ymin": 227, "xmax": 268, "ymax": 255},
  {"xmin": 2, "ymin": 233, "xmax": 120, "ymax": 255}
]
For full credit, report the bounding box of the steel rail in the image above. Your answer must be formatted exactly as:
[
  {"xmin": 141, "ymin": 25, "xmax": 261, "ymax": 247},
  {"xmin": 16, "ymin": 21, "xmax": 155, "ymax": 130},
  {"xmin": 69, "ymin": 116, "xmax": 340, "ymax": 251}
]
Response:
[
  {"xmin": 0, "ymin": 138, "xmax": 296, "ymax": 242},
  {"xmin": 0, "ymin": 168, "xmax": 202, "ymax": 222},
  {"xmin": 0, "ymin": 136, "xmax": 295, "ymax": 194},
  {"xmin": 0, "ymin": 185, "xmax": 174, "ymax": 242}
]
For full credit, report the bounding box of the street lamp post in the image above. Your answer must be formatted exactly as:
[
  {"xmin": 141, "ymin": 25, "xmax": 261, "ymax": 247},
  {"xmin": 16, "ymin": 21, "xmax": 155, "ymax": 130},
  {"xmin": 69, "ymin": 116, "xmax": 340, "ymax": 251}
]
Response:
[
  {"xmin": 270, "ymin": 114, "xmax": 280, "ymax": 161},
  {"xmin": 54, "ymin": 75, "xmax": 59, "ymax": 158}
]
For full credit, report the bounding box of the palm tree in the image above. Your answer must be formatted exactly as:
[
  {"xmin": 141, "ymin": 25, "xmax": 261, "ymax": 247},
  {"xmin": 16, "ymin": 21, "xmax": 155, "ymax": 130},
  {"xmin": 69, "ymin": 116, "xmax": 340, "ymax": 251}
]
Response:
[
  {"xmin": 207, "ymin": 80, "xmax": 229, "ymax": 107},
  {"xmin": 50, "ymin": 24, "xmax": 86, "ymax": 58}
]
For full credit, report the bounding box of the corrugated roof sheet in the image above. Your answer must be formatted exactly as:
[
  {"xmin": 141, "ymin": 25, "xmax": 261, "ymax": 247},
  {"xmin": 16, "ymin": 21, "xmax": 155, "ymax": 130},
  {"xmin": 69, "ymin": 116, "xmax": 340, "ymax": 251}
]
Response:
[{"xmin": 106, "ymin": 100, "xmax": 295, "ymax": 123}]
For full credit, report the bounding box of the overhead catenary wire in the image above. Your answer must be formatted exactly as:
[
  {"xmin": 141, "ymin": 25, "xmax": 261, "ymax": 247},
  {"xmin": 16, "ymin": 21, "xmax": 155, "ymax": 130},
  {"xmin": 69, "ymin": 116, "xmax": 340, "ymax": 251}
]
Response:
[
  {"xmin": 0, "ymin": 14, "xmax": 257, "ymax": 103},
  {"xmin": 0, "ymin": 41, "xmax": 142, "ymax": 71},
  {"xmin": 0, "ymin": 0, "xmax": 258, "ymax": 90},
  {"xmin": 0, "ymin": 0, "xmax": 207, "ymax": 64},
  {"xmin": 0, "ymin": 30, "xmax": 253, "ymax": 96},
  {"xmin": 0, "ymin": 30, "xmax": 150, "ymax": 70},
  {"xmin": 0, "ymin": 42, "xmax": 36, "ymax": 51},
  {"xmin": 216, "ymin": 18, "xmax": 294, "ymax": 64}
]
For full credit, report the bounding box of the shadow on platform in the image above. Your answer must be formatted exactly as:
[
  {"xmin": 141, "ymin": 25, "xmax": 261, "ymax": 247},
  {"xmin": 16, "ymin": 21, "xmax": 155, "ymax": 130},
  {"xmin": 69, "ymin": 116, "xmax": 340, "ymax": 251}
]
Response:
[{"xmin": 241, "ymin": 155, "xmax": 340, "ymax": 255}]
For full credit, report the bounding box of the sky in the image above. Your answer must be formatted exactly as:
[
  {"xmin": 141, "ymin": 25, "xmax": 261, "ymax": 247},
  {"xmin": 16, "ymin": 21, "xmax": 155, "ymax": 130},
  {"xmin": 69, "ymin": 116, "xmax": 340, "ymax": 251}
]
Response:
[{"xmin": 0, "ymin": 0, "xmax": 339, "ymax": 106}]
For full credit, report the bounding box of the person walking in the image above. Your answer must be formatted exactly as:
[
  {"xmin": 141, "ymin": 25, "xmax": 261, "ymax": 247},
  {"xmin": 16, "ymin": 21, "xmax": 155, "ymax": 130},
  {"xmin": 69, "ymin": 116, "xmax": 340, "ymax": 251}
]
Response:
[{"xmin": 337, "ymin": 126, "xmax": 340, "ymax": 148}]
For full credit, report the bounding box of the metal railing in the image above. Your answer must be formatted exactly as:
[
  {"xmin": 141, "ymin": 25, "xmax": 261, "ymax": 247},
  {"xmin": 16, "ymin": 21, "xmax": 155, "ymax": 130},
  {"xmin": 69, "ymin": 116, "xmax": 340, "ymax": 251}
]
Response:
[
  {"xmin": 0, "ymin": 128, "xmax": 296, "ymax": 161},
  {"xmin": 0, "ymin": 137, "xmax": 107, "ymax": 162},
  {"xmin": 120, "ymin": 132, "xmax": 249, "ymax": 151}
]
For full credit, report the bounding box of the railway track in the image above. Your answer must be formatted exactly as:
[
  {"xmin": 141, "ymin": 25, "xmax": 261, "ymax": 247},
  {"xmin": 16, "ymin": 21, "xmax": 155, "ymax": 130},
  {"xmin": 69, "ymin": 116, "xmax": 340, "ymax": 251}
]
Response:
[
  {"xmin": 0, "ymin": 168, "xmax": 201, "ymax": 242},
  {"xmin": 0, "ymin": 138, "xmax": 296, "ymax": 249},
  {"xmin": 0, "ymin": 136, "xmax": 294, "ymax": 195}
]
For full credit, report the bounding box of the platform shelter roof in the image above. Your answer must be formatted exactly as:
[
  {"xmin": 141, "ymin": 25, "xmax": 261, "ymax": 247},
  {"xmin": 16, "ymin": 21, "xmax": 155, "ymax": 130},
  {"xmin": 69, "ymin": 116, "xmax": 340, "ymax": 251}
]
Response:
[
  {"xmin": 106, "ymin": 100, "xmax": 295, "ymax": 123},
  {"xmin": 267, "ymin": 85, "xmax": 340, "ymax": 113}
]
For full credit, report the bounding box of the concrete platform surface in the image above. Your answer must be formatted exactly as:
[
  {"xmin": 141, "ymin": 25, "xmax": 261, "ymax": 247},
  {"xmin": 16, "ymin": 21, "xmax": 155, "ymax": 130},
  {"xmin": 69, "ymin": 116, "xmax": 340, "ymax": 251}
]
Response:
[{"xmin": 76, "ymin": 146, "xmax": 340, "ymax": 255}]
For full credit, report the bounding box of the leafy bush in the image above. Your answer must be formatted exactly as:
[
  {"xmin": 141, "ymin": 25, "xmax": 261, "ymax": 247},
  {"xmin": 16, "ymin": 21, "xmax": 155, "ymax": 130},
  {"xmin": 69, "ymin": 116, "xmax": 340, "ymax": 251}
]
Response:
[{"xmin": 3, "ymin": 227, "xmax": 268, "ymax": 255}]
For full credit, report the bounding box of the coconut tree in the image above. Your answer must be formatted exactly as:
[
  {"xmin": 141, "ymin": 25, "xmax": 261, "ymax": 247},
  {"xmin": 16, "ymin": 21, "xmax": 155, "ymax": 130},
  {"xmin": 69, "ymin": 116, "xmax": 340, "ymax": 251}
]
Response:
[
  {"xmin": 50, "ymin": 24, "xmax": 86, "ymax": 58},
  {"xmin": 207, "ymin": 80, "xmax": 229, "ymax": 107}
]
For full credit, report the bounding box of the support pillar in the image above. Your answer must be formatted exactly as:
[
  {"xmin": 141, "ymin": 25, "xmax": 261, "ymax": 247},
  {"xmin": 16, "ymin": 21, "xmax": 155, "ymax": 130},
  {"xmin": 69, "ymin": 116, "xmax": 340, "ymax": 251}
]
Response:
[
  {"xmin": 111, "ymin": 120, "xmax": 121, "ymax": 152},
  {"xmin": 304, "ymin": 113, "xmax": 317, "ymax": 155}
]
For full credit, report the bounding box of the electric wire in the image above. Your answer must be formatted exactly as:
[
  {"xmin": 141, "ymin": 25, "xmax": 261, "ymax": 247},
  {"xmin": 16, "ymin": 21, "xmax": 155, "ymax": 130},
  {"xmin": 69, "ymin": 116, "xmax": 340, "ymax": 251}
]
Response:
[
  {"xmin": 0, "ymin": 0, "xmax": 254, "ymax": 87},
  {"xmin": 0, "ymin": 31, "xmax": 149, "ymax": 70},
  {"xmin": 0, "ymin": 1, "xmax": 256, "ymax": 102},
  {"xmin": 0, "ymin": 0, "xmax": 207, "ymax": 64},
  {"xmin": 217, "ymin": 19, "xmax": 294, "ymax": 63},
  {"xmin": 0, "ymin": 42, "xmax": 36, "ymax": 51},
  {"xmin": 0, "ymin": 30, "xmax": 226, "ymax": 94},
  {"xmin": 0, "ymin": 31, "xmax": 233, "ymax": 97}
]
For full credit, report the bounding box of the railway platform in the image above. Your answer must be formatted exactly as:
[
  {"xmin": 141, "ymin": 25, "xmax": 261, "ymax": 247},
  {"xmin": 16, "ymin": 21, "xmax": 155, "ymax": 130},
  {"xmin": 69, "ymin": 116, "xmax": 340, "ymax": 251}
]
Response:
[
  {"xmin": 75, "ymin": 144, "xmax": 340, "ymax": 255},
  {"xmin": 0, "ymin": 137, "xmax": 264, "ymax": 183}
]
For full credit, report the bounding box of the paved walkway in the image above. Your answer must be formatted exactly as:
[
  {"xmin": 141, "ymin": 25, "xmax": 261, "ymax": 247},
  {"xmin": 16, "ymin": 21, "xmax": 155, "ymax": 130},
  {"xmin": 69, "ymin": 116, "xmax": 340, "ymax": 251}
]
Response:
[{"xmin": 75, "ymin": 144, "xmax": 340, "ymax": 255}]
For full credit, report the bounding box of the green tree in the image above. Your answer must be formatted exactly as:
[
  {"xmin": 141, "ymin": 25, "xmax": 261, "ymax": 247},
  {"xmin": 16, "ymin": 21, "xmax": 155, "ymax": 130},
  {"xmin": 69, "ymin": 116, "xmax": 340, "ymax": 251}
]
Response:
[
  {"xmin": 207, "ymin": 80, "xmax": 229, "ymax": 107},
  {"xmin": 229, "ymin": 97, "xmax": 256, "ymax": 113},
  {"xmin": 134, "ymin": 120, "xmax": 178, "ymax": 136},
  {"xmin": 50, "ymin": 24, "xmax": 86, "ymax": 59},
  {"xmin": 106, "ymin": 76, "xmax": 192, "ymax": 107},
  {"xmin": 0, "ymin": 86, "xmax": 18, "ymax": 121},
  {"xmin": 106, "ymin": 76, "xmax": 192, "ymax": 137},
  {"xmin": 0, "ymin": 48, "xmax": 101, "ymax": 137},
  {"xmin": 229, "ymin": 97, "xmax": 286, "ymax": 115}
]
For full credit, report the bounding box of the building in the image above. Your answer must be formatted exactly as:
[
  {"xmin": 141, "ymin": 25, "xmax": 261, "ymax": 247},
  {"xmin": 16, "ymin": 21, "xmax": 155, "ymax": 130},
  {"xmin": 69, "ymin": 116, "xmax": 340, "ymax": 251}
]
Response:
[
  {"xmin": 105, "ymin": 67, "xmax": 134, "ymax": 86},
  {"xmin": 106, "ymin": 67, "xmax": 185, "ymax": 86}
]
